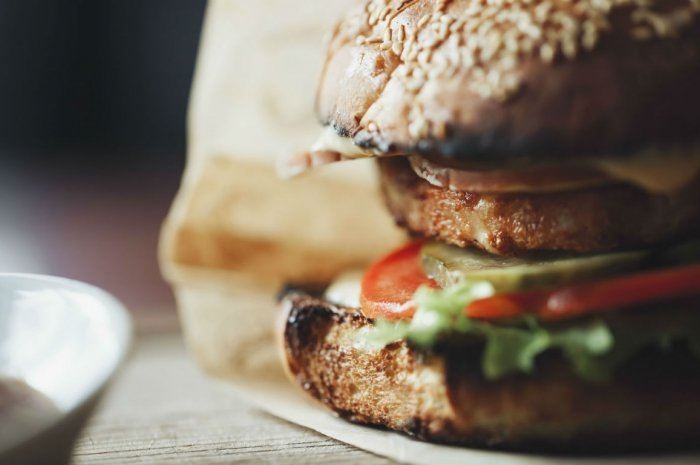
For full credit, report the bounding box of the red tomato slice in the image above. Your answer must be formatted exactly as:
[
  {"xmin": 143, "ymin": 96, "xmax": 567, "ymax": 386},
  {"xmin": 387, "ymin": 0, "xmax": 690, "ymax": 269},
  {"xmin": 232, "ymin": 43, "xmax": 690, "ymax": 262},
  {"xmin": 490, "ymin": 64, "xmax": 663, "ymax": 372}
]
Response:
[
  {"xmin": 465, "ymin": 291, "xmax": 549, "ymax": 320},
  {"xmin": 467, "ymin": 264, "xmax": 700, "ymax": 321},
  {"xmin": 360, "ymin": 240, "xmax": 438, "ymax": 320}
]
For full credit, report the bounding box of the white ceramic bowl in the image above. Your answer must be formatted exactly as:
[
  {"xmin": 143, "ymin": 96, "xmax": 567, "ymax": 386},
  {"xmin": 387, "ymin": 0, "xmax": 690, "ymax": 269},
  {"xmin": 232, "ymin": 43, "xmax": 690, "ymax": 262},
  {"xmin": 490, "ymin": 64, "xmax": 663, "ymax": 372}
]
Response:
[{"xmin": 0, "ymin": 274, "xmax": 132, "ymax": 465}]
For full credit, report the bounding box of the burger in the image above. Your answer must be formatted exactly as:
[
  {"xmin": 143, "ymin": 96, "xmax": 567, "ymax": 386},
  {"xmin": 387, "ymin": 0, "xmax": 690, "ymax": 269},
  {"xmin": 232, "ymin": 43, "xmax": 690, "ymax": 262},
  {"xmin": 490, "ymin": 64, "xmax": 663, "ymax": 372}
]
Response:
[{"xmin": 277, "ymin": 0, "xmax": 700, "ymax": 452}]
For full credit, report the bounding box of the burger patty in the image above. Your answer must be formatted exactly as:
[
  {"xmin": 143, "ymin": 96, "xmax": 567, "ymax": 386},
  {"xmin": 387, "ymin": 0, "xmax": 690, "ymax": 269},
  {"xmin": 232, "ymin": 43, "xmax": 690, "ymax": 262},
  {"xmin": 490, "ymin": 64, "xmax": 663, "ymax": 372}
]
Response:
[
  {"xmin": 279, "ymin": 290, "xmax": 700, "ymax": 452},
  {"xmin": 379, "ymin": 157, "xmax": 700, "ymax": 255}
]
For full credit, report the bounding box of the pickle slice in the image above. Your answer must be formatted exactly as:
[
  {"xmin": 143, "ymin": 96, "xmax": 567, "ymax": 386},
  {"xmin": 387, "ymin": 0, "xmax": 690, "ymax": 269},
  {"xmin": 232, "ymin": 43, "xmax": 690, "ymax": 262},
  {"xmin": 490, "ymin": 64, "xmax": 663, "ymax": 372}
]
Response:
[{"xmin": 421, "ymin": 242, "xmax": 648, "ymax": 292}]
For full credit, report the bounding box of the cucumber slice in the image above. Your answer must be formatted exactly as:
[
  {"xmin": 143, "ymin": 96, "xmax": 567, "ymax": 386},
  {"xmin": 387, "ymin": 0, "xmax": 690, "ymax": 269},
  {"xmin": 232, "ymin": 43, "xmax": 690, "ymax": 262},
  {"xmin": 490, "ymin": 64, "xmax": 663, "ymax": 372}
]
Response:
[{"xmin": 421, "ymin": 242, "xmax": 649, "ymax": 292}]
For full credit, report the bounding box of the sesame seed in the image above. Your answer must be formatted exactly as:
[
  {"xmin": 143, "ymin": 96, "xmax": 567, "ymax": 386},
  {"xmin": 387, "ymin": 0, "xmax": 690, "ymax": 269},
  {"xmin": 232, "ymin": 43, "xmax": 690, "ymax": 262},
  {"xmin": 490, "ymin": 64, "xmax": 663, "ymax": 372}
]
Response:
[
  {"xmin": 539, "ymin": 42, "xmax": 555, "ymax": 62},
  {"xmin": 440, "ymin": 14, "xmax": 454, "ymax": 25},
  {"xmin": 350, "ymin": 0, "xmax": 699, "ymax": 112},
  {"xmin": 461, "ymin": 49, "xmax": 475, "ymax": 67},
  {"xmin": 417, "ymin": 14, "xmax": 431, "ymax": 28},
  {"xmin": 561, "ymin": 36, "xmax": 578, "ymax": 58},
  {"xmin": 405, "ymin": 78, "xmax": 424, "ymax": 91},
  {"xmin": 450, "ymin": 18, "xmax": 466, "ymax": 32},
  {"xmin": 408, "ymin": 117, "xmax": 429, "ymax": 139},
  {"xmin": 380, "ymin": 6, "xmax": 391, "ymax": 21},
  {"xmin": 520, "ymin": 37, "xmax": 535, "ymax": 53},
  {"xmin": 500, "ymin": 54, "xmax": 517, "ymax": 70},
  {"xmin": 401, "ymin": 38, "xmax": 414, "ymax": 59},
  {"xmin": 418, "ymin": 49, "xmax": 433, "ymax": 66},
  {"xmin": 383, "ymin": 27, "xmax": 392, "ymax": 43},
  {"xmin": 423, "ymin": 35, "xmax": 439, "ymax": 49}
]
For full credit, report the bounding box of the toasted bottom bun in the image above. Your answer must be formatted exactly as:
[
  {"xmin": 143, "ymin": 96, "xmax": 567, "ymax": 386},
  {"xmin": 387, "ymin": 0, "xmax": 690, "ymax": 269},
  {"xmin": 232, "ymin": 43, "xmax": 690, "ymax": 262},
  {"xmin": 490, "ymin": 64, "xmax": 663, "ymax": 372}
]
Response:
[
  {"xmin": 279, "ymin": 290, "xmax": 700, "ymax": 453},
  {"xmin": 379, "ymin": 157, "xmax": 700, "ymax": 255}
]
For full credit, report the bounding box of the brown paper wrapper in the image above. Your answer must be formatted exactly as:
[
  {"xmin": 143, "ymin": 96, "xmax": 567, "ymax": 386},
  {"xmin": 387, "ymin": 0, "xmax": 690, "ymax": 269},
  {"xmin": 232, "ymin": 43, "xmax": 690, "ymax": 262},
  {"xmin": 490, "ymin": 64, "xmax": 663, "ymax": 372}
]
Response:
[{"xmin": 159, "ymin": 1, "xmax": 698, "ymax": 463}]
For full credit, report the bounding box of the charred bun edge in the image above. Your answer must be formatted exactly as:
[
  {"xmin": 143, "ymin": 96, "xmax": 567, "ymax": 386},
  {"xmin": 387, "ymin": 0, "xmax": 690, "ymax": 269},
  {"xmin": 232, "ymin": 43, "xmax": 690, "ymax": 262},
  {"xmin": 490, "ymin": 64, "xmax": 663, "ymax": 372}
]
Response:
[
  {"xmin": 317, "ymin": 0, "xmax": 700, "ymax": 163},
  {"xmin": 279, "ymin": 290, "xmax": 700, "ymax": 453}
]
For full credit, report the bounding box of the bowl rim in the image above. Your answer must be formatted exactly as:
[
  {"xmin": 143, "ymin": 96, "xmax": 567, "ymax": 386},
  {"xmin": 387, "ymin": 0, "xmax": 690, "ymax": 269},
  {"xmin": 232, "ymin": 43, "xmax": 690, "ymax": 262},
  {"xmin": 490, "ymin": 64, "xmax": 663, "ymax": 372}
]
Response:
[{"xmin": 0, "ymin": 272, "xmax": 133, "ymax": 457}]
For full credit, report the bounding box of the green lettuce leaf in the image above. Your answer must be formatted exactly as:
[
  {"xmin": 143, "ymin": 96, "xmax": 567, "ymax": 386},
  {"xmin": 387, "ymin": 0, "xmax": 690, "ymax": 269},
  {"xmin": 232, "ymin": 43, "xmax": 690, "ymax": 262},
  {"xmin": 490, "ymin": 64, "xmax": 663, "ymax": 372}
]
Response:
[{"xmin": 365, "ymin": 280, "xmax": 700, "ymax": 382}]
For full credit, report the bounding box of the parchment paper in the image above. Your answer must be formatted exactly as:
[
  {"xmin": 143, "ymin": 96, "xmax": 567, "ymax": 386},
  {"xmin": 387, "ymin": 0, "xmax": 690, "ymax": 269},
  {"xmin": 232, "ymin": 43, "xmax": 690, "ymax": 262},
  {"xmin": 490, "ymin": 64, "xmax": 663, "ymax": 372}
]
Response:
[{"xmin": 160, "ymin": 2, "xmax": 700, "ymax": 463}]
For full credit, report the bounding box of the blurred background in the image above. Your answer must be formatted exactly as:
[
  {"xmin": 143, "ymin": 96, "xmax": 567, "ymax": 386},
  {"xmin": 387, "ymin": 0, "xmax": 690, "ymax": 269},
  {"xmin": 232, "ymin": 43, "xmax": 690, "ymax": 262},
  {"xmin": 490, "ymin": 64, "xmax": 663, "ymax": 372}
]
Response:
[{"xmin": 0, "ymin": 0, "xmax": 207, "ymax": 316}]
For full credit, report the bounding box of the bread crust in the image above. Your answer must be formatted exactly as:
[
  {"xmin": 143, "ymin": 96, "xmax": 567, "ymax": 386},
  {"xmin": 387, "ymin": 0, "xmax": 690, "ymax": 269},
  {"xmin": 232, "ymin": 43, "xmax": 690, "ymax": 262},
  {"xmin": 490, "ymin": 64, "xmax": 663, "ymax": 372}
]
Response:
[
  {"xmin": 317, "ymin": 0, "xmax": 700, "ymax": 162},
  {"xmin": 379, "ymin": 157, "xmax": 700, "ymax": 255},
  {"xmin": 280, "ymin": 290, "xmax": 700, "ymax": 452}
]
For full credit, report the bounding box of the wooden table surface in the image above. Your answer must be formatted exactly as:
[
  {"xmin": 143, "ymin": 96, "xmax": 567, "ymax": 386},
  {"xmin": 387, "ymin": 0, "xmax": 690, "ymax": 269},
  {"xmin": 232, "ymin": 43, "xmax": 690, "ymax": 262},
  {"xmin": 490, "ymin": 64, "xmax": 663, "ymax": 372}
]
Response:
[
  {"xmin": 70, "ymin": 329, "xmax": 394, "ymax": 465},
  {"xmin": 0, "ymin": 163, "xmax": 391, "ymax": 464}
]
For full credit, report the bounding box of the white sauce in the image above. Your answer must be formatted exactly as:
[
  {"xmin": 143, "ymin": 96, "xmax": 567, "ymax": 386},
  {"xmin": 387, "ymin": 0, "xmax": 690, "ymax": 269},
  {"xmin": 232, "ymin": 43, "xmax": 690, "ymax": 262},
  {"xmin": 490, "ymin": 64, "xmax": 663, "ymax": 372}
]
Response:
[{"xmin": 324, "ymin": 269, "xmax": 364, "ymax": 308}]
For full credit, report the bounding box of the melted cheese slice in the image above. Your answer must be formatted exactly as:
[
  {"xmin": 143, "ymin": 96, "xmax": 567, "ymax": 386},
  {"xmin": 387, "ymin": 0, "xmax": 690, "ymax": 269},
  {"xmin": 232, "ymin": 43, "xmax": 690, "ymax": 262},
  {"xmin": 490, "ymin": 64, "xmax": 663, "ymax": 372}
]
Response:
[
  {"xmin": 310, "ymin": 128, "xmax": 700, "ymax": 194},
  {"xmin": 277, "ymin": 127, "xmax": 379, "ymax": 178},
  {"xmin": 596, "ymin": 151, "xmax": 700, "ymax": 194},
  {"xmin": 310, "ymin": 126, "xmax": 378, "ymax": 158}
]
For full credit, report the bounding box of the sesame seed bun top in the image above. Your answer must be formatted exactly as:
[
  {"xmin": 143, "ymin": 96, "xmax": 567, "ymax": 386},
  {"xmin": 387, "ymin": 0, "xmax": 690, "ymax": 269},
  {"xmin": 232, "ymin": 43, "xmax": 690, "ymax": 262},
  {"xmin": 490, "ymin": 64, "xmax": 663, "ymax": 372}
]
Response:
[{"xmin": 316, "ymin": 0, "xmax": 700, "ymax": 163}]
